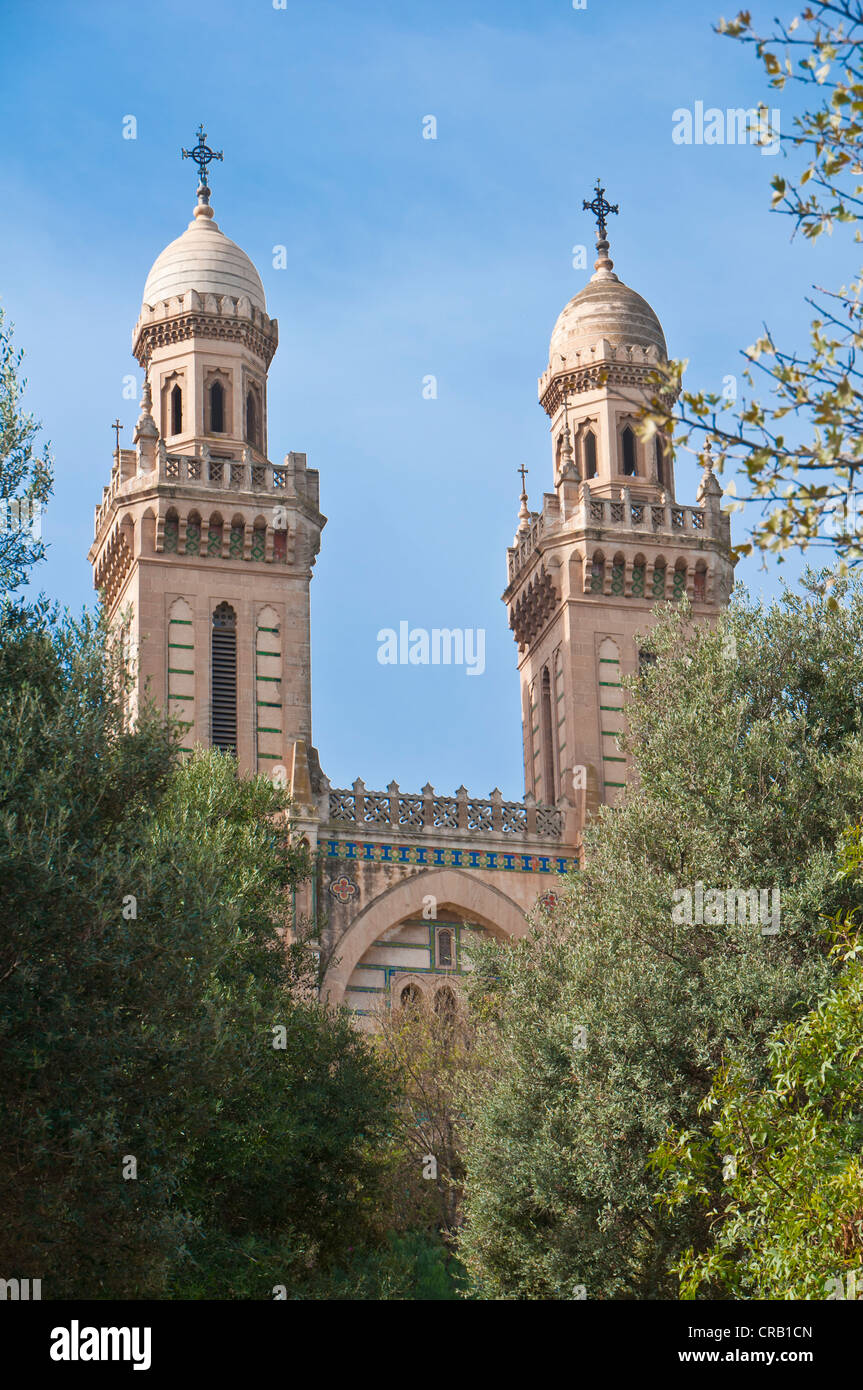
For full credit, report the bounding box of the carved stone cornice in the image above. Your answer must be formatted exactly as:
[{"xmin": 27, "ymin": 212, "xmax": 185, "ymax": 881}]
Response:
[
  {"xmin": 133, "ymin": 311, "xmax": 279, "ymax": 369},
  {"xmin": 540, "ymin": 361, "xmax": 674, "ymax": 416}
]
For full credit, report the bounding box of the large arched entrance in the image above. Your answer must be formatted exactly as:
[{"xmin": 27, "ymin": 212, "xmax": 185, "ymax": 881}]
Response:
[{"xmin": 322, "ymin": 867, "xmax": 529, "ymax": 1015}]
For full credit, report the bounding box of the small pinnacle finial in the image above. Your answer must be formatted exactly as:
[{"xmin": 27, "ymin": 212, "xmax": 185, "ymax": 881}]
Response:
[
  {"xmin": 517, "ymin": 464, "xmax": 530, "ymax": 534},
  {"xmin": 583, "ymin": 178, "xmax": 619, "ymax": 278},
  {"xmin": 703, "ymin": 438, "xmax": 715, "ymax": 470},
  {"xmin": 135, "ymin": 379, "xmax": 158, "ymax": 445}
]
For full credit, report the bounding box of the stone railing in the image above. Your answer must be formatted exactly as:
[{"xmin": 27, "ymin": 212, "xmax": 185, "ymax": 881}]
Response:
[
  {"xmin": 95, "ymin": 448, "xmax": 315, "ymax": 536},
  {"xmin": 156, "ymin": 448, "xmax": 290, "ymax": 493},
  {"xmin": 506, "ymin": 484, "xmax": 714, "ymax": 584},
  {"xmin": 585, "ymin": 491, "xmax": 705, "ymax": 533},
  {"xmin": 325, "ymin": 780, "xmax": 565, "ymax": 840}
]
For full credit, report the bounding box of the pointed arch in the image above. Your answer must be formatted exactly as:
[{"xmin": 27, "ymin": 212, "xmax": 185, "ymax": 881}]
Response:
[
  {"xmin": 590, "ymin": 550, "xmax": 605, "ymax": 594},
  {"xmin": 631, "ymin": 552, "xmax": 646, "ymax": 598},
  {"xmin": 621, "ymin": 424, "xmax": 637, "ymax": 476},
  {"xmin": 323, "ymin": 869, "xmax": 529, "ymax": 1006},
  {"xmin": 170, "ymin": 383, "xmax": 183, "ymax": 436},
  {"xmin": 583, "ymin": 427, "xmax": 598, "ymax": 480}
]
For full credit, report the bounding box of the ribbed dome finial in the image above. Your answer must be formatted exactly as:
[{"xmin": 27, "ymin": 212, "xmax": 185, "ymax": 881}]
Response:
[
  {"xmin": 582, "ymin": 178, "xmax": 620, "ymax": 282},
  {"xmin": 194, "ymin": 181, "xmax": 216, "ymax": 224}
]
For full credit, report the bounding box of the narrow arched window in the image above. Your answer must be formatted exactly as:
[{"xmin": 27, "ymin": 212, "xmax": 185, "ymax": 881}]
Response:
[
  {"xmin": 622, "ymin": 426, "xmax": 637, "ymax": 476},
  {"xmin": 694, "ymin": 566, "xmax": 707, "ymax": 601},
  {"xmin": 245, "ymin": 389, "xmax": 259, "ymax": 448},
  {"xmin": 590, "ymin": 555, "xmax": 605, "ymax": 594},
  {"xmin": 210, "ymin": 381, "xmax": 225, "ymax": 433},
  {"xmin": 211, "ymin": 602, "xmax": 237, "ymax": 753},
  {"xmin": 540, "ymin": 666, "xmax": 556, "ymax": 803},
  {"xmin": 170, "ymin": 384, "xmax": 182, "ymax": 436},
  {"xmin": 584, "ymin": 429, "xmax": 597, "ymax": 480},
  {"xmin": 655, "ymin": 436, "xmax": 665, "ymax": 486},
  {"xmin": 438, "ymin": 928, "xmax": 454, "ymax": 968}
]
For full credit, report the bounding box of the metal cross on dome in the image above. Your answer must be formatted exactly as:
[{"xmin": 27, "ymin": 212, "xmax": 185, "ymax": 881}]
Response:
[
  {"xmin": 583, "ymin": 178, "xmax": 619, "ymax": 240},
  {"xmin": 181, "ymin": 123, "xmax": 223, "ymax": 189}
]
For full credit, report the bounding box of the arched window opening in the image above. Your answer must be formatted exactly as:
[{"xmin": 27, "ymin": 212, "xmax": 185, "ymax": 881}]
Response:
[
  {"xmin": 400, "ymin": 983, "xmax": 421, "ymax": 1009},
  {"xmin": 437, "ymin": 928, "xmax": 454, "ymax": 969},
  {"xmin": 694, "ymin": 566, "xmax": 707, "ymax": 601},
  {"xmin": 540, "ymin": 665, "xmax": 556, "ymax": 804},
  {"xmin": 211, "ymin": 602, "xmax": 237, "ymax": 753},
  {"xmin": 170, "ymin": 384, "xmax": 183, "ymax": 436},
  {"xmin": 672, "ymin": 564, "xmax": 687, "ymax": 601},
  {"xmin": 245, "ymin": 387, "xmax": 261, "ymax": 449},
  {"xmin": 622, "ymin": 425, "xmax": 637, "ymax": 476},
  {"xmin": 185, "ymin": 512, "xmax": 201, "ymax": 556},
  {"xmin": 207, "ymin": 517, "xmax": 224, "ymax": 557},
  {"xmin": 163, "ymin": 510, "xmax": 179, "ymax": 554},
  {"xmin": 584, "ymin": 429, "xmax": 598, "ymax": 480},
  {"xmin": 631, "ymin": 557, "xmax": 646, "ymax": 598},
  {"xmin": 209, "ymin": 381, "xmax": 225, "ymax": 433},
  {"xmin": 655, "ymin": 436, "xmax": 665, "ymax": 486},
  {"xmin": 611, "ymin": 553, "xmax": 625, "ymax": 596},
  {"xmin": 590, "ymin": 555, "xmax": 605, "ymax": 594},
  {"xmin": 651, "ymin": 561, "xmax": 667, "ymax": 600}
]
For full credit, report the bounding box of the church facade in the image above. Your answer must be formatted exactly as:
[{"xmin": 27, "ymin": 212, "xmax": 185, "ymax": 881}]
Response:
[{"xmin": 89, "ymin": 146, "xmax": 734, "ymax": 1024}]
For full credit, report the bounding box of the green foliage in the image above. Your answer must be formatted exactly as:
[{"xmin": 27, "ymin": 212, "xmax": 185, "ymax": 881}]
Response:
[
  {"xmin": 458, "ymin": 575, "xmax": 863, "ymax": 1299},
  {"xmin": 641, "ymin": 2, "xmax": 863, "ymax": 567},
  {"xmin": 373, "ymin": 987, "xmax": 483, "ymax": 1238},
  {"xmin": 295, "ymin": 1230, "xmax": 468, "ymax": 1301},
  {"xmin": 0, "ymin": 308, "xmax": 53, "ymax": 591},
  {"xmin": 653, "ymin": 831, "xmax": 863, "ymax": 1300},
  {"xmin": 0, "ymin": 603, "xmax": 393, "ymax": 1298}
]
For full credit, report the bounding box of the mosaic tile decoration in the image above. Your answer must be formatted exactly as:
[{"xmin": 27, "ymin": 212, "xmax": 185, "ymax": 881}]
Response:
[{"xmin": 324, "ymin": 839, "xmax": 577, "ymax": 875}]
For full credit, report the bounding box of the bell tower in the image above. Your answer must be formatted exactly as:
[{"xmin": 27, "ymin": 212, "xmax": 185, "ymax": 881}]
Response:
[
  {"xmin": 503, "ymin": 183, "xmax": 735, "ymax": 833},
  {"xmin": 89, "ymin": 128, "xmax": 326, "ymax": 782}
]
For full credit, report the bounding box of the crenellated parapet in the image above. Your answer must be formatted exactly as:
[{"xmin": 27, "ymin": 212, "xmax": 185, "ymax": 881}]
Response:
[{"xmin": 132, "ymin": 289, "xmax": 279, "ymax": 370}]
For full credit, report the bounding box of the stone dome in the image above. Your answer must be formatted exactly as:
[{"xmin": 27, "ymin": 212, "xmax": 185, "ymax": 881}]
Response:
[
  {"xmin": 549, "ymin": 257, "xmax": 666, "ymax": 367},
  {"xmin": 141, "ymin": 197, "xmax": 266, "ymax": 312}
]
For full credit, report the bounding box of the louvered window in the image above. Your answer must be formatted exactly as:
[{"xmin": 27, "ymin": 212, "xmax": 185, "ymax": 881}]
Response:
[{"xmin": 212, "ymin": 603, "xmax": 237, "ymax": 752}]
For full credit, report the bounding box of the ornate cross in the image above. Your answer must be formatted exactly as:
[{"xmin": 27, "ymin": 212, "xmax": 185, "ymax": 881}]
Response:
[
  {"xmin": 518, "ymin": 463, "xmax": 529, "ymax": 495},
  {"xmin": 181, "ymin": 123, "xmax": 223, "ymax": 189},
  {"xmin": 111, "ymin": 418, "xmax": 123, "ymax": 453},
  {"xmin": 583, "ymin": 178, "xmax": 619, "ymax": 240}
]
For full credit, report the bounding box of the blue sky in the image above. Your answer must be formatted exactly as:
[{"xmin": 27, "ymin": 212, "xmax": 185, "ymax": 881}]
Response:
[{"xmin": 0, "ymin": 0, "xmax": 853, "ymax": 798}]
